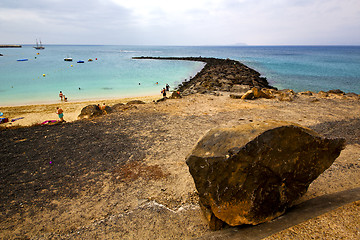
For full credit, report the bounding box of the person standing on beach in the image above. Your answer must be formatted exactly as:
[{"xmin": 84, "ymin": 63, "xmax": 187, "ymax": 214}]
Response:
[
  {"xmin": 56, "ymin": 107, "xmax": 65, "ymax": 122},
  {"xmin": 59, "ymin": 91, "xmax": 63, "ymax": 101},
  {"xmin": 101, "ymin": 103, "xmax": 107, "ymax": 114},
  {"xmin": 161, "ymin": 88, "xmax": 167, "ymax": 98}
]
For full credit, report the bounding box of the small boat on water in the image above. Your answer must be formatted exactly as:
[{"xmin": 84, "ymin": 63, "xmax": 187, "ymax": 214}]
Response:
[
  {"xmin": 77, "ymin": 60, "xmax": 84, "ymax": 63},
  {"xmin": 33, "ymin": 39, "xmax": 45, "ymax": 50},
  {"xmin": 64, "ymin": 57, "xmax": 73, "ymax": 61},
  {"xmin": 17, "ymin": 59, "xmax": 28, "ymax": 61},
  {"xmin": 88, "ymin": 58, "xmax": 93, "ymax": 62}
]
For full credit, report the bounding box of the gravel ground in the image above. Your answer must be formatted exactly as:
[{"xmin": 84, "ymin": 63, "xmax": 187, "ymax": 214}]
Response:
[{"xmin": 1, "ymin": 92, "xmax": 359, "ymax": 239}]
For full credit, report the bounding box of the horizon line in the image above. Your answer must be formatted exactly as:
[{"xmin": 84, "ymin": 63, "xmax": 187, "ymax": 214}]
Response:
[{"xmin": 7, "ymin": 43, "xmax": 360, "ymax": 47}]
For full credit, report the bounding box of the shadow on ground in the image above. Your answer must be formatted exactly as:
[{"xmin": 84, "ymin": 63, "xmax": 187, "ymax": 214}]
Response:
[
  {"xmin": 197, "ymin": 188, "xmax": 360, "ymax": 240},
  {"xmin": 308, "ymin": 118, "xmax": 360, "ymax": 145},
  {"xmin": 0, "ymin": 112, "xmax": 167, "ymax": 219}
]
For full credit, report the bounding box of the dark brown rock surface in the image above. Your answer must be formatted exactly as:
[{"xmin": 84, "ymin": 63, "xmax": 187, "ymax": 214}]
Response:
[
  {"xmin": 112, "ymin": 103, "xmax": 137, "ymax": 112},
  {"xmin": 126, "ymin": 100, "xmax": 146, "ymax": 105},
  {"xmin": 186, "ymin": 121, "xmax": 345, "ymax": 229},
  {"xmin": 78, "ymin": 105, "xmax": 103, "ymax": 119}
]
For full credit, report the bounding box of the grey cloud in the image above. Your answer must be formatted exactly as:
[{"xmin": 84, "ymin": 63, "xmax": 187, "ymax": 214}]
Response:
[
  {"xmin": 1, "ymin": 0, "xmax": 132, "ymax": 24},
  {"xmin": 1, "ymin": 0, "xmax": 359, "ymax": 45}
]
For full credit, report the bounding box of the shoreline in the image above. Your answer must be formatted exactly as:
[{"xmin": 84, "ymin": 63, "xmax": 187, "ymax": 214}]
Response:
[
  {"xmin": 1, "ymin": 56, "xmax": 259, "ymax": 126},
  {"xmin": 0, "ymin": 95, "xmax": 160, "ymax": 127},
  {"xmin": 1, "ymin": 56, "xmax": 359, "ymax": 128},
  {"xmin": 0, "ymin": 60, "xmax": 205, "ymax": 107},
  {"xmin": 0, "ymin": 91, "xmax": 162, "ymax": 108}
]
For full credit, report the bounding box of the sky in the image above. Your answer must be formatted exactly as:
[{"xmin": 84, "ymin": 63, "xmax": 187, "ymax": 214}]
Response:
[{"xmin": 0, "ymin": 0, "xmax": 360, "ymax": 45}]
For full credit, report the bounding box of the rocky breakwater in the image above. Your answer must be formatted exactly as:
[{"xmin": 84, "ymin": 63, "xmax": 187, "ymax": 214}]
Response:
[
  {"xmin": 186, "ymin": 121, "xmax": 345, "ymax": 230},
  {"xmin": 132, "ymin": 57, "xmax": 276, "ymax": 95}
]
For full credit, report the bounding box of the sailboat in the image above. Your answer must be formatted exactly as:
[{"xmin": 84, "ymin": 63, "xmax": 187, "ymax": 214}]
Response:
[{"xmin": 34, "ymin": 39, "xmax": 45, "ymax": 50}]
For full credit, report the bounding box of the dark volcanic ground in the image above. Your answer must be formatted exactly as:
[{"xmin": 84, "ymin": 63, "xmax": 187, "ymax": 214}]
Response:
[{"xmin": 0, "ymin": 111, "xmax": 167, "ymax": 223}]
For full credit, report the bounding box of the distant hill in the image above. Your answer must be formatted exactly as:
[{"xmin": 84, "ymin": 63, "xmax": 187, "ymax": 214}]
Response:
[{"xmin": 233, "ymin": 43, "xmax": 248, "ymax": 46}]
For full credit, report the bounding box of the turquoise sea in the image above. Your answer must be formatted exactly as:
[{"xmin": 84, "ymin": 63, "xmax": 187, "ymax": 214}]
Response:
[{"xmin": 1, "ymin": 45, "xmax": 359, "ymax": 106}]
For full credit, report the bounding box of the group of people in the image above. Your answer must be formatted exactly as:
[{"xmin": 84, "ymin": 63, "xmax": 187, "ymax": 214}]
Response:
[
  {"xmin": 56, "ymin": 91, "xmax": 67, "ymax": 122},
  {"xmin": 97, "ymin": 103, "xmax": 108, "ymax": 114},
  {"xmin": 59, "ymin": 91, "xmax": 68, "ymax": 102},
  {"xmin": 161, "ymin": 84, "xmax": 170, "ymax": 97},
  {"xmin": 56, "ymin": 84, "xmax": 171, "ymax": 123}
]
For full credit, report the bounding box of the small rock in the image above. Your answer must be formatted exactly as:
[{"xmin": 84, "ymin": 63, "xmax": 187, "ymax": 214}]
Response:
[
  {"xmin": 241, "ymin": 90, "xmax": 254, "ymax": 100},
  {"xmin": 252, "ymin": 87, "xmax": 272, "ymax": 99},
  {"xmin": 299, "ymin": 91, "xmax": 313, "ymax": 96},
  {"xmin": 318, "ymin": 91, "xmax": 329, "ymax": 98},
  {"xmin": 229, "ymin": 94, "xmax": 243, "ymax": 99},
  {"xmin": 127, "ymin": 100, "xmax": 145, "ymax": 105}
]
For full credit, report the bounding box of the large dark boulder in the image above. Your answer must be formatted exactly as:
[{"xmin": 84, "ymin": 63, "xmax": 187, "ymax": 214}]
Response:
[
  {"xmin": 186, "ymin": 121, "xmax": 345, "ymax": 230},
  {"xmin": 78, "ymin": 105, "xmax": 112, "ymax": 118},
  {"xmin": 103, "ymin": 105, "xmax": 112, "ymax": 113},
  {"xmin": 78, "ymin": 105, "xmax": 103, "ymax": 119},
  {"xmin": 112, "ymin": 103, "xmax": 137, "ymax": 112},
  {"xmin": 170, "ymin": 91, "xmax": 182, "ymax": 99},
  {"xmin": 127, "ymin": 100, "xmax": 145, "ymax": 105},
  {"xmin": 327, "ymin": 89, "xmax": 345, "ymax": 95}
]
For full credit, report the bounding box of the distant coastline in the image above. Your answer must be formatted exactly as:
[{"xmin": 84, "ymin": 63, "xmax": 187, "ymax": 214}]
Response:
[{"xmin": 0, "ymin": 45, "xmax": 22, "ymax": 48}]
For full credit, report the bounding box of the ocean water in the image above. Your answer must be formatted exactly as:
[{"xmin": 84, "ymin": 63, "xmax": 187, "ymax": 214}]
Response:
[{"xmin": 1, "ymin": 45, "xmax": 359, "ymax": 106}]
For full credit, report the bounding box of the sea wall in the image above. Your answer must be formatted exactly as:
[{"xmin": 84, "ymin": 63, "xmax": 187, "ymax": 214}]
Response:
[{"xmin": 0, "ymin": 45, "xmax": 22, "ymax": 48}]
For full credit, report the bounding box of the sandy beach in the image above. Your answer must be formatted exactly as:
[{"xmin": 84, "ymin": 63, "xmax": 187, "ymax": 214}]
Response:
[
  {"xmin": 0, "ymin": 95, "xmax": 160, "ymax": 128},
  {"xmin": 1, "ymin": 90, "xmax": 359, "ymax": 239}
]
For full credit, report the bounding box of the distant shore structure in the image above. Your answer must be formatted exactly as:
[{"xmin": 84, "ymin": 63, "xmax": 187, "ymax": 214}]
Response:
[{"xmin": 0, "ymin": 45, "xmax": 22, "ymax": 48}]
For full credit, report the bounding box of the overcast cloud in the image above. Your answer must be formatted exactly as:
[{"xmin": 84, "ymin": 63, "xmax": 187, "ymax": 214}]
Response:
[{"xmin": 1, "ymin": 0, "xmax": 359, "ymax": 45}]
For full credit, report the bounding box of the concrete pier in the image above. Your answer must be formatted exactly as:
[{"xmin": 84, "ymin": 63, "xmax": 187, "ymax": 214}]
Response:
[{"xmin": 0, "ymin": 45, "xmax": 22, "ymax": 48}]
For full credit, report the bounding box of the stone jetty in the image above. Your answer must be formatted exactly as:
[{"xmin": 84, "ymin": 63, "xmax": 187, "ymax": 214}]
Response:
[
  {"xmin": 132, "ymin": 57, "xmax": 276, "ymax": 95},
  {"xmin": 0, "ymin": 45, "xmax": 22, "ymax": 48}
]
